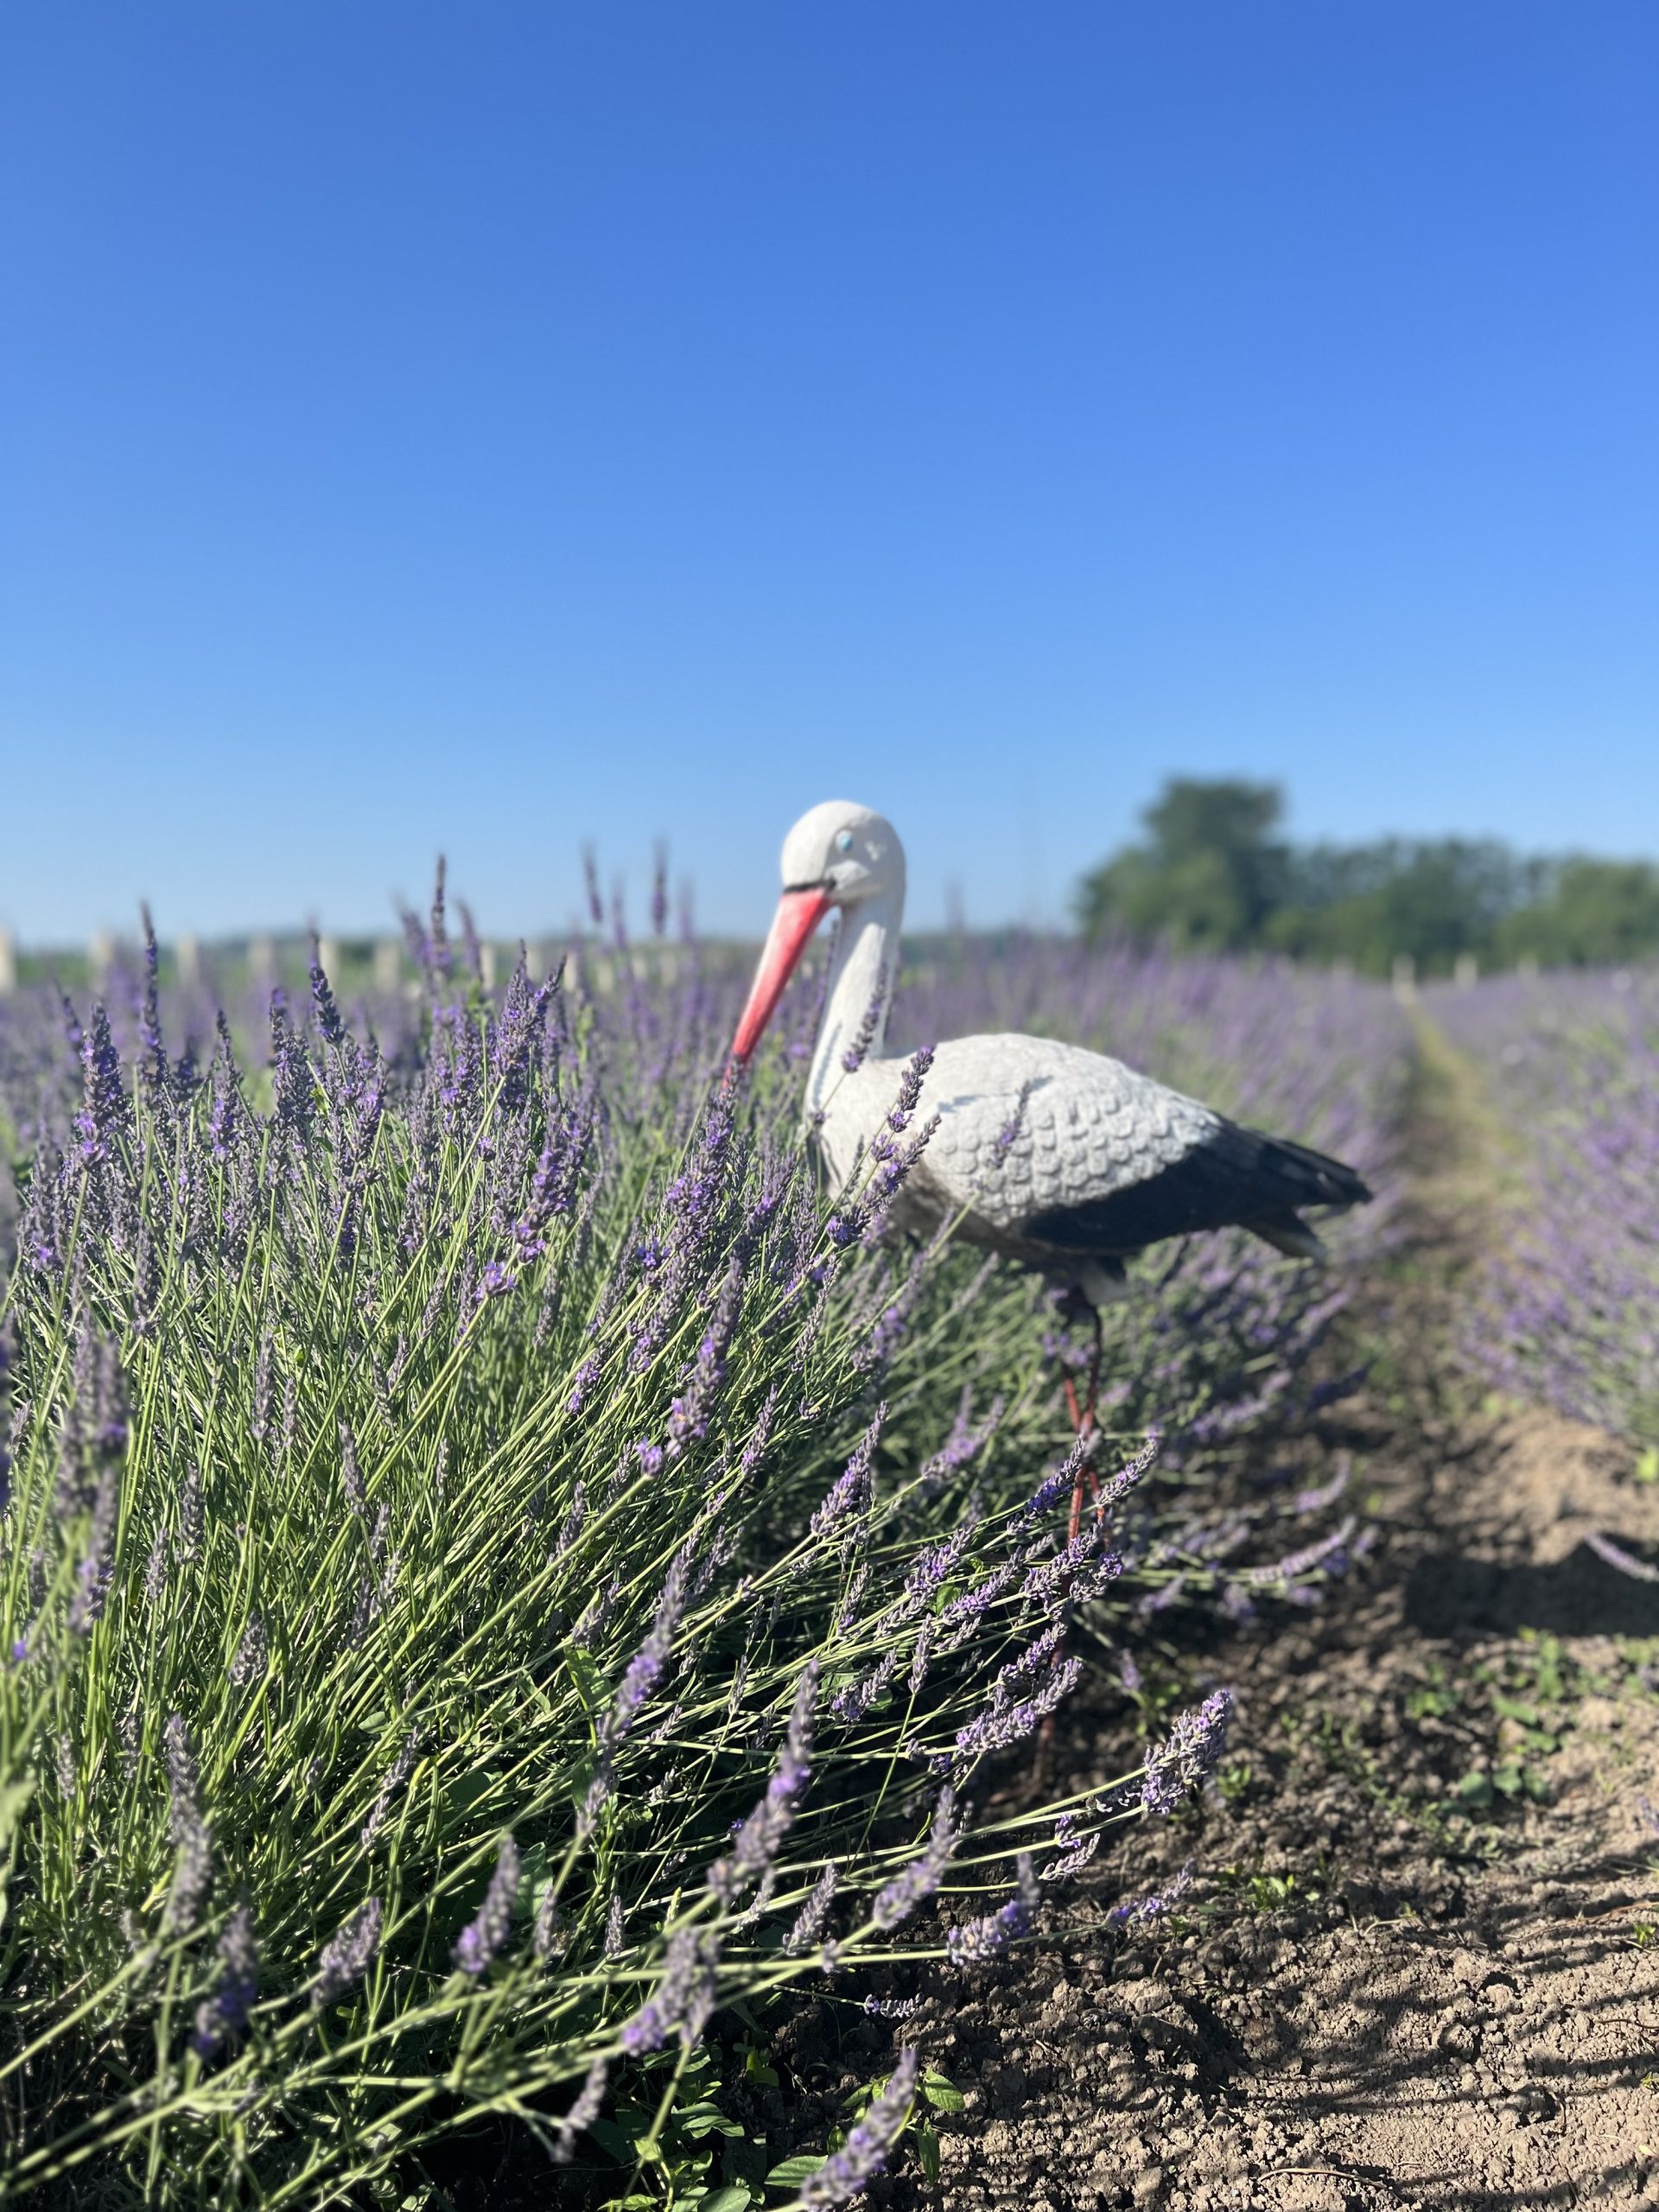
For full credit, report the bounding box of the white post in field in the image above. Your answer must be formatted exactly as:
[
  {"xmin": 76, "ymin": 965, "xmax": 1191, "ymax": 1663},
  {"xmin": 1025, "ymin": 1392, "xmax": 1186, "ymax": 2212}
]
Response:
[
  {"xmin": 0, "ymin": 928, "xmax": 15, "ymax": 994},
  {"xmin": 249, "ymin": 935, "xmax": 276, "ymax": 989},
  {"xmin": 176, "ymin": 934, "xmax": 201, "ymax": 988},
  {"xmin": 318, "ymin": 936, "xmax": 341, "ymax": 982},
  {"xmin": 480, "ymin": 943, "xmax": 497, "ymax": 990},
  {"xmin": 89, "ymin": 931, "xmax": 114, "ymax": 988},
  {"xmin": 372, "ymin": 940, "xmax": 401, "ymax": 991},
  {"xmin": 1390, "ymin": 953, "xmax": 1417, "ymax": 1006},
  {"xmin": 1453, "ymin": 951, "xmax": 1478, "ymax": 988}
]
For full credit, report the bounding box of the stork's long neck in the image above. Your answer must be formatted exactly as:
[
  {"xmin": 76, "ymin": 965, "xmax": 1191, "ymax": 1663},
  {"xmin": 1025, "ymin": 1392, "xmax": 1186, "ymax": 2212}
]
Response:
[{"xmin": 806, "ymin": 887, "xmax": 903, "ymax": 1120}]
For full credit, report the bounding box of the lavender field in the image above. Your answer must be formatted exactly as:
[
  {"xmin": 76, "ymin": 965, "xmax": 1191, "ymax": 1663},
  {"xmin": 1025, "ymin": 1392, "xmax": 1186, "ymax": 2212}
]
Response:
[{"xmin": 0, "ymin": 894, "xmax": 1654, "ymax": 2209}]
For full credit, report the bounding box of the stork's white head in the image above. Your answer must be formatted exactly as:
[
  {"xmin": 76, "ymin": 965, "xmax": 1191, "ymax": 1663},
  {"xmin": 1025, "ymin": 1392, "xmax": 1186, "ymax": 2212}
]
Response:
[
  {"xmin": 731, "ymin": 800, "xmax": 906, "ymax": 1065},
  {"xmin": 779, "ymin": 799, "xmax": 906, "ymax": 909}
]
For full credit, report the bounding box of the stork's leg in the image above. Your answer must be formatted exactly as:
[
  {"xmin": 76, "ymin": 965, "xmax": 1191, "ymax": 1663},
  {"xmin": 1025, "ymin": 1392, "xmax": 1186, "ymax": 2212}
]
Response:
[
  {"xmin": 1043, "ymin": 1300, "xmax": 1106, "ymax": 1779},
  {"xmin": 1083, "ymin": 1301, "xmax": 1103, "ymax": 1437},
  {"xmin": 1064, "ymin": 1303, "xmax": 1107, "ymax": 1542}
]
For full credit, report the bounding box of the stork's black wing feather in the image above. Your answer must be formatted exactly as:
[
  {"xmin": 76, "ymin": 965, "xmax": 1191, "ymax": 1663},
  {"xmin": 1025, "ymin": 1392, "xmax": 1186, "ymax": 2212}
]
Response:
[{"xmin": 1023, "ymin": 1122, "xmax": 1371, "ymax": 1255}]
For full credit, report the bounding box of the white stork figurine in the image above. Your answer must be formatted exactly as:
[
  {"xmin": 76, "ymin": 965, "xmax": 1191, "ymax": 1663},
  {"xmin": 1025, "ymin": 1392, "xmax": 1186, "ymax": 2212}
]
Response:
[{"xmin": 731, "ymin": 800, "xmax": 1371, "ymax": 1335}]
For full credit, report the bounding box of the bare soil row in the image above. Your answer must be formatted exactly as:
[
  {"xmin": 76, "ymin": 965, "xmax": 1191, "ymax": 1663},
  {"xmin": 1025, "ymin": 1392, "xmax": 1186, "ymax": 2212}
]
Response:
[{"xmin": 777, "ymin": 1016, "xmax": 1659, "ymax": 2210}]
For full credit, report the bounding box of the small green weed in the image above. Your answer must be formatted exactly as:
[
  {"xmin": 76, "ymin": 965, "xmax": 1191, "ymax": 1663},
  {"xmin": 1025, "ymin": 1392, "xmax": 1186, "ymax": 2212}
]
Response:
[
  {"xmin": 1214, "ymin": 1859, "xmax": 1321, "ymax": 1913},
  {"xmin": 1405, "ymin": 1663, "xmax": 1460, "ymax": 1722},
  {"xmin": 1215, "ymin": 1758, "xmax": 1254, "ymax": 1804}
]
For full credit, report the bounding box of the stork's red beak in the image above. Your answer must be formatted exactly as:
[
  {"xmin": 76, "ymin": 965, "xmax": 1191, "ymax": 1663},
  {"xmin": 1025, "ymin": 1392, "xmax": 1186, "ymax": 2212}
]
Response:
[{"xmin": 730, "ymin": 887, "xmax": 833, "ymax": 1065}]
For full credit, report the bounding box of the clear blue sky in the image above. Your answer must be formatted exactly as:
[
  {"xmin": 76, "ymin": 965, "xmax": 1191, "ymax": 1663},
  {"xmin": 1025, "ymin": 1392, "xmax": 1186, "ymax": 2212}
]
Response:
[{"xmin": 2, "ymin": 3, "xmax": 1655, "ymax": 944}]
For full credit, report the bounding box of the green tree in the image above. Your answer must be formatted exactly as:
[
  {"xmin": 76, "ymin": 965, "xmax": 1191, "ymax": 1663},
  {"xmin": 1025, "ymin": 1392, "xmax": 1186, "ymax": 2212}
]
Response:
[
  {"xmin": 1267, "ymin": 839, "xmax": 1542, "ymax": 974},
  {"xmin": 1498, "ymin": 858, "xmax": 1659, "ymax": 966},
  {"xmin": 1076, "ymin": 779, "xmax": 1290, "ymax": 950},
  {"xmin": 1077, "ymin": 779, "xmax": 1659, "ymax": 972}
]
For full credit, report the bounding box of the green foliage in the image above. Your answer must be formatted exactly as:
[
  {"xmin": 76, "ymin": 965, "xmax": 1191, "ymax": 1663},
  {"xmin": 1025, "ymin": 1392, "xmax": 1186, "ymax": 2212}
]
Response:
[
  {"xmin": 1077, "ymin": 778, "xmax": 1659, "ymax": 975},
  {"xmin": 1499, "ymin": 858, "xmax": 1659, "ymax": 968},
  {"xmin": 1266, "ymin": 839, "xmax": 1542, "ymax": 973},
  {"xmin": 1076, "ymin": 779, "xmax": 1291, "ymax": 952}
]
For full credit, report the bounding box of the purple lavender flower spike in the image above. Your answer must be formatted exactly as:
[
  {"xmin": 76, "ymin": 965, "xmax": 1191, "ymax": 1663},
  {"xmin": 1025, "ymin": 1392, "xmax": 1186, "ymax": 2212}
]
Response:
[
  {"xmin": 908, "ymin": 1618, "xmax": 935, "ymax": 1697},
  {"xmin": 603, "ymin": 1892, "xmax": 626, "ymax": 1957},
  {"xmin": 360, "ymin": 1734, "xmax": 421, "ymax": 1848},
  {"xmin": 427, "ymin": 856, "xmax": 454, "ymax": 984},
  {"xmin": 231, "ymin": 1612, "xmax": 268, "ymax": 1689},
  {"xmin": 533, "ymin": 1887, "xmax": 567, "ymax": 1962},
  {"xmin": 799, "ymin": 2047, "xmax": 919, "ymax": 2207},
  {"xmin": 162, "ymin": 1714, "xmax": 213, "ymax": 1934},
  {"xmin": 668, "ymin": 1255, "xmax": 744, "ymax": 1451},
  {"xmin": 1039, "ymin": 1821, "xmax": 1103, "ymax": 1881},
  {"xmin": 831, "ymin": 1649, "xmax": 902, "ymax": 1724},
  {"xmin": 810, "ymin": 1406, "xmax": 884, "ymax": 1541},
  {"xmin": 620, "ymin": 1923, "xmax": 721, "ymax": 2052},
  {"xmin": 67, "ymin": 1390, "xmax": 124, "ymax": 1636},
  {"xmin": 308, "ymin": 931, "xmax": 347, "ymax": 1046},
  {"xmin": 552, "ymin": 2057, "xmax": 608, "ymax": 2164},
  {"xmin": 1586, "ymin": 1530, "xmax": 1659, "ymax": 1584},
  {"xmin": 863, "ymin": 1992, "xmax": 922, "ymax": 2018},
  {"xmin": 947, "ymin": 1853, "xmax": 1039, "ymax": 1963},
  {"xmin": 886, "ymin": 1045, "xmax": 934, "ymax": 1131},
  {"xmin": 949, "ymin": 1656, "xmax": 1083, "ymax": 1769},
  {"xmin": 566, "ymin": 1355, "xmax": 601, "ymax": 1416},
  {"xmin": 990, "ymin": 1077, "xmax": 1037, "ymax": 1165},
  {"xmin": 176, "ymin": 1464, "xmax": 204, "ymax": 1564},
  {"xmin": 709, "ymin": 1662, "xmax": 819, "ymax": 1905},
  {"xmin": 783, "ymin": 1862, "xmax": 838, "ymax": 1955},
  {"xmin": 1107, "ymin": 1859, "xmax": 1195, "ymax": 1931},
  {"xmin": 1017, "ymin": 1432, "xmax": 1096, "ymax": 1527},
  {"xmin": 1141, "ymin": 1689, "xmax": 1234, "ymax": 1818},
  {"xmin": 0, "ymin": 1322, "xmax": 13, "ymax": 1510},
  {"xmin": 841, "ymin": 969, "xmax": 888, "ymax": 1074},
  {"xmin": 75, "ymin": 1005, "xmax": 127, "ymax": 1167},
  {"xmin": 1293, "ymin": 1453, "xmax": 1352, "ymax": 1516},
  {"xmin": 1089, "ymin": 1434, "xmax": 1161, "ymax": 1522},
  {"xmin": 58, "ymin": 1332, "xmax": 127, "ymax": 1520},
  {"xmin": 313, "ymin": 1896, "xmax": 384, "ymax": 2008},
  {"xmin": 192, "ymin": 1901, "xmax": 259, "ymax": 2056},
  {"xmin": 599, "ymin": 1545, "xmax": 693, "ymax": 1751},
  {"xmin": 340, "ymin": 1420, "xmax": 365, "ymax": 1516},
  {"xmin": 452, "ymin": 1834, "xmax": 521, "ymax": 1976},
  {"xmin": 872, "ymin": 1788, "xmax": 960, "ymax": 1931},
  {"xmin": 1242, "ymin": 1515, "xmax": 1357, "ymax": 1589}
]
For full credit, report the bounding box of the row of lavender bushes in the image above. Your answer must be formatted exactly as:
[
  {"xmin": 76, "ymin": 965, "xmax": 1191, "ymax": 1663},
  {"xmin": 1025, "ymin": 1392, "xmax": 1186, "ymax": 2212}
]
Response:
[
  {"xmin": 1430, "ymin": 969, "xmax": 1659, "ymax": 1452},
  {"xmin": 0, "ymin": 893, "xmax": 1410, "ymax": 2206}
]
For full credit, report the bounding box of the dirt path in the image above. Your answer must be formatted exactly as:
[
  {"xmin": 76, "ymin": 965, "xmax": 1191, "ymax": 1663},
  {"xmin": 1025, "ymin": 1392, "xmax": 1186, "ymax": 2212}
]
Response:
[{"xmin": 784, "ymin": 1016, "xmax": 1659, "ymax": 2209}]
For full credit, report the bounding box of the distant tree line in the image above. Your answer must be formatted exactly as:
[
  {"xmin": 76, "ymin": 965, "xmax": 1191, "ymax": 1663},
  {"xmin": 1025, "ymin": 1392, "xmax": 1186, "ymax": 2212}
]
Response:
[{"xmin": 1076, "ymin": 779, "xmax": 1659, "ymax": 975}]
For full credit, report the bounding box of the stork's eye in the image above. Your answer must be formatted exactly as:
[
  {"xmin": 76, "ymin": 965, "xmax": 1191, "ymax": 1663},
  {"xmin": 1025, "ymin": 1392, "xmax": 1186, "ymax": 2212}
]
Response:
[{"xmin": 835, "ymin": 830, "xmax": 855, "ymax": 855}]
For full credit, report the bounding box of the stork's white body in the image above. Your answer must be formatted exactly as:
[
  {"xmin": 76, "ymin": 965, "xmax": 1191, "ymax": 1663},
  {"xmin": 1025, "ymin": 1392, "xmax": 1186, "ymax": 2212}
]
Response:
[{"xmin": 735, "ymin": 801, "xmax": 1370, "ymax": 1305}]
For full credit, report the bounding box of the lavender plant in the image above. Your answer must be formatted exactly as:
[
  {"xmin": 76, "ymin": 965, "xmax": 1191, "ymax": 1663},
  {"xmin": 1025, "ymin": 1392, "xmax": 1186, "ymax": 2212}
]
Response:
[
  {"xmin": 1431, "ymin": 968, "xmax": 1659, "ymax": 1448},
  {"xmin": 0, "ymin": 900, "xmax": 1373, "ymax": 2208}
]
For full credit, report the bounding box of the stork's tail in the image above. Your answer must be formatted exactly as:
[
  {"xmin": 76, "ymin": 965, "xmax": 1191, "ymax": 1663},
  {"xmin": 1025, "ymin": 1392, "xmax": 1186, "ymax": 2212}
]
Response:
[
  {"xmin": 1245, "ymin": 1213, "xmax": 1330, "ymax": 1261},
  {"xmin": 1238, "ymin": 1127, "xmax": 1371, "ymax": 1262},
  {"xmin": 1243, "ymin": 1128, "xmax": 1373, "ymax": 1213}
]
